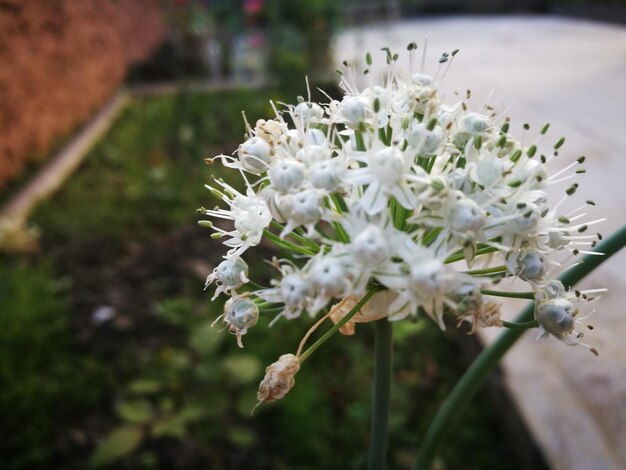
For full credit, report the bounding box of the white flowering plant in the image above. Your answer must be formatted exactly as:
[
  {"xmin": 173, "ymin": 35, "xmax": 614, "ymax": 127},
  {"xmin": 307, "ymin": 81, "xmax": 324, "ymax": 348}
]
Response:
[{"xmin": 198, "ymin": 44, "xmax": 621, "ymax": 468}]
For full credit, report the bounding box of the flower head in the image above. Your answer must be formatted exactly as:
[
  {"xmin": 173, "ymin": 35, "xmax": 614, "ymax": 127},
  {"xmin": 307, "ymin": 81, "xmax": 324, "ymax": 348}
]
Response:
[{"xmin": 199, "ymin": 44, "xmax": 604, "ymax": 367}]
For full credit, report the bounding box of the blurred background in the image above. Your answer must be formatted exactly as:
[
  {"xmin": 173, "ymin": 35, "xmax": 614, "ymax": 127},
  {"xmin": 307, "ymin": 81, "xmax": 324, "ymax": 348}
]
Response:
[{"xmin": 1, "ymin": 1, "xmax": 625, "ymax": 469}]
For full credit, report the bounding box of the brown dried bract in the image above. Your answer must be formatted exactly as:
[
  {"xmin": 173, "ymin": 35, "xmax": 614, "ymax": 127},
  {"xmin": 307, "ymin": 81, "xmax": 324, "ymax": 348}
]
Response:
[
  {"xmin": 329, "ymin": 291, "xmax": 396, "ymax": 336},
  {"xmin": 254, "ymin": 354, "xmax": 300, "ymax": 411},
  {"xmin": 330, "ymin": 290, "xmax": 397, "ymax": 336}
]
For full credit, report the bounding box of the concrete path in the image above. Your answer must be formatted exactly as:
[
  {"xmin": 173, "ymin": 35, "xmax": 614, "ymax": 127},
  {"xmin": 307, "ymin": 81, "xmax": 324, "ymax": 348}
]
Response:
[{"xmin": 334, "ymin": 16, "xmax": 626, "ymax": 470}]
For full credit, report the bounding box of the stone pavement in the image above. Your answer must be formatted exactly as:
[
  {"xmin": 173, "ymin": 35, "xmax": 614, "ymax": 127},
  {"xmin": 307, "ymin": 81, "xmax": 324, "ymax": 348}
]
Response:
[{"xmin": 334, "ymin": 16, "xmax": 626, "ymax": 470}]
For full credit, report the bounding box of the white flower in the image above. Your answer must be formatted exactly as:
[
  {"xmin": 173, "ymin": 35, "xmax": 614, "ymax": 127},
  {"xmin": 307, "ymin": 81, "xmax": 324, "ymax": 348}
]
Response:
[
  {"xmin": 200, "ymin": 45, "xmax": 604, "ymax": 355},
  {"xmin": 276, "ymin": 189, "xmax": 324, "ymax": 236},
  {"xmin": 344, "ymin": 143, "xmax": 418, "ymax": 215},
  {"xmin": 202, "ymin": 180, "xmax": 272, "ymax": 257},
  {"xmin": 306, "ymin": 254, "xmax": 352, "ymax": 313},
  {"xmin": 256, "ymin": 263, "xmax": 313, "ymax": 323}
]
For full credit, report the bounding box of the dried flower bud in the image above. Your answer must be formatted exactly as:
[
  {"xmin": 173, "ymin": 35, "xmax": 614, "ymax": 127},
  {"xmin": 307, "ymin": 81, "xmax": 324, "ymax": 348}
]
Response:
[
  {"xmin": 454, "ymin": 288, "xmax": 502, "ymax": 334},
  {"xmin": 255, "ymin": 354, "xmax": 300, "ymax": 408},
  {"xmin": 255, "ymin": 119, "xmax": 287, "ymax": 147}
]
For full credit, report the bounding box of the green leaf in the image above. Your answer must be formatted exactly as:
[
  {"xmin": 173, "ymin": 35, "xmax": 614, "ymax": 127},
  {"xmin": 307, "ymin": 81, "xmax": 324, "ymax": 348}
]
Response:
[
  {"xmin": 90, "ymin": 426, "xmax": 144, "ymax": 468},
  {"xmin": 116, "ymin": 399, "xmax": 154, "ymax": 423}
]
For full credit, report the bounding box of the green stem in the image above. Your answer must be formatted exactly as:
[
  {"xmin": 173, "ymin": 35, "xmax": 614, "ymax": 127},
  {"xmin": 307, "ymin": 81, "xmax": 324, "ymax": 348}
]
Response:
[
  {"xmin": 412, "ymin": 223, "xmax": 626, "ymax": 470},
  {"xmin": 465, "ymin": 265, "xmax": 507, "ymax": 276},
  {"xmin": 270, "ymin": 220, "xmax": 320, "ymax": 253},
  {"xmin": 259, "ymin": 307, "xmax": 284, "ymax": 315},
  {"xmin": 502, "ymin": 320, "xmax": 538, "ymax": 329},
  {"xmin": 355, "ymin": 131, "xmax": 367, "ymax": 151},
  {"xmin": 368, "ymin": 319, "xmax": 393, "ymax": 470},
  {"xmin": 444, "ymin": 246, "xmax": 499, "ymax": 264},
  {"xmin": 299, "ymin": 288, "xmax": 379, "ymax": 363},
  {"xmin": 263, "ymin": 230, "xmax": 316, "ymax": 256},
  {"xmin": 481, "ymin": 289, "xmax": 535, "ymax": 300}
]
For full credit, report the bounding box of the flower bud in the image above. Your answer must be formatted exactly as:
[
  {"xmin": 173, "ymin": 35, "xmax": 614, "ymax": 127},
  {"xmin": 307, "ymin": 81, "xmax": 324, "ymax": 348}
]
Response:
[
  {"xmin": 447, "ymin": 193, "xmax": 485, "ymax": 233},
  {"xmin": 310, "ymin": 159, "xmax": 342, "ymax": 190},
  {"xmin": 214, "ymin": 257, "xmax": 248, "ymax": 287},
  {"xmin": 410, "ymin": 259, "xmax": 445, "ymax": 294},
  {"xmin": 460, "ymin": 112, "xmax": 490, "ymax": 135},
  {"xmin": 280, "ymin": 272, "xmax": 313, "ymax": 307},
  {"xmin": 308, "ymin": 256, "xmax": 348, "ymax": 297},
  {"xmin": 535, "ymin": 298, "xmax": 575, "ymax": 336},
  {"xmin": 295, "ymin": 144, "xmax": 329, "ymax": 166},
  {"xmin": 238, "ymin": 137, "xmax": 272, "ymax": 174},
  {"xmin": 293, "ymin": 102, "xmax": 324, "ymax": 125},
  {"xmin": 339, "ymin": 96, "xmax": 367, "ymax": 128},
  {"xmin": 352, "ymin": 225, "xmax": 389, "ymax": 266},
  {"xmin": 406, "ymin": 122, "xmax": 443, "ymax": 154},
  {"xmin": 305, "ymin": 128, "xmax": 327, "ymax": 146},
  {"xmin": 514, "ymin": 250, "xmax": 546, "ymax": 281},
  {"xmin": 224, "ymin": 297, "xmax": 259, "ymax": 348},
  {"xmin": 411, "ymin": 73, "xmax": 433, "ymax": 86},
  {"xmin": 268, "ymin": 160, "xmax": 306, "ymax": 193},
  {"xmin": 280, "ymin": 190, "xmax": 323, "ymax": 226},
  {"xmin": 369, "ymin": 147, "xmax": 405, "ymax": 186}
]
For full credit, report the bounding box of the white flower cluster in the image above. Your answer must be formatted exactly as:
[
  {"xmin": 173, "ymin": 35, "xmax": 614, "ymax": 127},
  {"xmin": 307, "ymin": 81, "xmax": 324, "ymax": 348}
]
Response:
[{"xmin": 201, "ymin": 46, "xmax": 604, "ymax": 353}]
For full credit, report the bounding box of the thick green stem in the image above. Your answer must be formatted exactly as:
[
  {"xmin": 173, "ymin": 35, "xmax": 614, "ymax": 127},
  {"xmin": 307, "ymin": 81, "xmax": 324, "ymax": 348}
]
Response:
[
  {"xmin": 412, "ymin": 223, "xmax": 626, "ymax": 470},
  {"xmin": 368, "ymin": 319, "xmax": 393, "ymax": 470}
]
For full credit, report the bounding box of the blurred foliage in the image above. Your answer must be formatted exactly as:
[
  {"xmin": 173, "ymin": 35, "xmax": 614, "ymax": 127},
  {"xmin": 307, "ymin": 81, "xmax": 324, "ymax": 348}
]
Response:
[
  {"xmin": 33, "ymin": 87, "xmax": 276, "ymax": 243},
  {"xmin": 159, "ymin": 0, "xmax": 346, "ymax": 90},
  {"xmin": 263, "ymin": 0, "xmax": 345, "ymax": 86},
  {"xmin": 0, "ymin": 258, "xmax": 106, "ymax": 468},
  {"xmin": 2, "ymin": 87, "xmax": 526, "ymax": 469}
]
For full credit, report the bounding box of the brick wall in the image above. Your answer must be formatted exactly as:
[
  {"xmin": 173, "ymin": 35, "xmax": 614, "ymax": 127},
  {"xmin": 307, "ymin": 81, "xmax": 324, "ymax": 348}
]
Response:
[{"xmin": 0, "ymin": 0, "xmax": 165, "ymax": 187}]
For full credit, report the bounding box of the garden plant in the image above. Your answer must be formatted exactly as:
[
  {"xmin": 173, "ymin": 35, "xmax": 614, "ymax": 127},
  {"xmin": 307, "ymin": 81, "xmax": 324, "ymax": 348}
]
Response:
[{"xmin": 200, "ymin": 44, "xmax": 625, "ymax": 469}]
